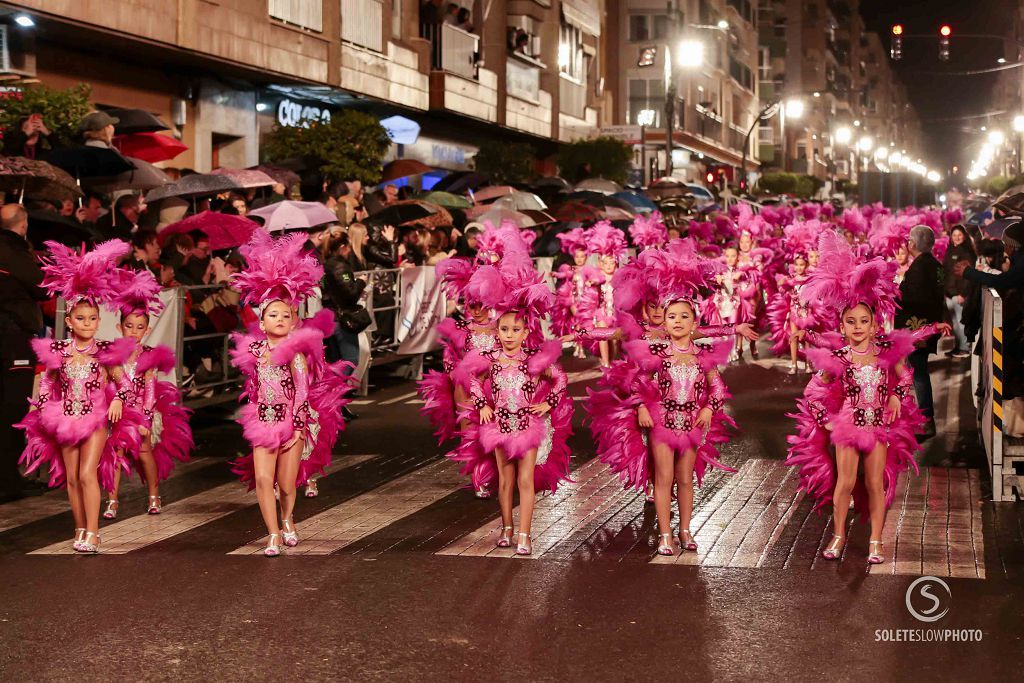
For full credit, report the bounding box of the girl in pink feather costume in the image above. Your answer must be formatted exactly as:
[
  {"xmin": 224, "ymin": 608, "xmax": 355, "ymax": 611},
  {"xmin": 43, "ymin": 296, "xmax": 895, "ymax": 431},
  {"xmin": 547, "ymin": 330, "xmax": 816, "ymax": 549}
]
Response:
[
  {"xmin": 16, "ymin": 240, "xmax": 145, "ymax": 554},
  {"xmin": 786, "ymin": 231, "xmax": 951, "ymax": 565},
  {"xmin": 102, "ymin": 267, "xmax": 193, "ymax": 519},
  {"xmin": 229, "ymin": 232, "xmax": 355, "ymax": 557},
  {"xmin": 577, "ymin": 221, "xmax": 628, "ymax": 367},
  {"xmin": 551, "ymin": 227, "xmax": 596, "ymax": 359},
  {"xmin": 454, "ymin": 271, "xmax": 571, "ymax": 556}
]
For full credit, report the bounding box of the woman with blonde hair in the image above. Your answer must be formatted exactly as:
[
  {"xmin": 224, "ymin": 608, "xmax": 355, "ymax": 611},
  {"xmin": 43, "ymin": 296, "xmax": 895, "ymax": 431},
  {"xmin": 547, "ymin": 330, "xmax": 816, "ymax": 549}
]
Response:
[{"xmin": 347, "ymin": 223, "xmax": 370, "ymax": 271}]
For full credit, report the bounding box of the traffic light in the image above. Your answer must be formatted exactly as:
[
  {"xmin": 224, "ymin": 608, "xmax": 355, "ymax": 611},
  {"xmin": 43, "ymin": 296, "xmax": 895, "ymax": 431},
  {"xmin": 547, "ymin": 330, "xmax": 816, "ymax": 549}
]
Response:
[
  {"xmin": 939, "ymin": 24, "xmax": 951, "ymax": 61},
  {"xmin": 706, "ymin": 171, "xmax": 715, "ymax": 185},
  {"xmin": 891, "ymin": 24, "xmax": 903, "ymax": 61}
]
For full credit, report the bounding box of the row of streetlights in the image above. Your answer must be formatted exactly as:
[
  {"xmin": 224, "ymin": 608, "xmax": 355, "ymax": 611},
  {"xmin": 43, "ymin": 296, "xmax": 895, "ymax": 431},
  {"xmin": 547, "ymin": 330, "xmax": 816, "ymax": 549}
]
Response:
[{"xmin": 966, "ymin": 116, "xmax": 1024, "ymax": 181}]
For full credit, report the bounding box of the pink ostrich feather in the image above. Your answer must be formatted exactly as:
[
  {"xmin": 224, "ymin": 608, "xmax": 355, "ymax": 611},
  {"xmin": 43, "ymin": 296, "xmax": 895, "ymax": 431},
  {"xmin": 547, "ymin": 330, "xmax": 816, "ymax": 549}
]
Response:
[
  {"xmin": 435, "ymin": 256, "xmax": 474, "ymax": 299},
  {"xmin": 585, "ymin": 220, "xmax": 627, "ymax": 259},
  {"xmin": 463, "ymin": 264, "xmax": 507, "ymax": 308},
  {"xmin": 801, "ymin": 230, "xmax": 899, "ymax": 322},
  {"xmin": 233, "ymin": 231, "xmax": 323, "ymax": 308},
  {"xmin": 654, "ymin": 238, "xmax": 723, "ymax": 309},
  {"xmin": 556, "ymin": 227, "xmax": 587, "ymax": 255},
  {"xmin": 628, "ymin": 212, "xmax": 668, "ymax": 250},
  {"xmin": 476, "ymin": 221, "xmax": 533, "ymax": 262},
  {"xmin": 782, "ymin": 219, "xmax": 822, "ymax": 255},
  {"xmin": 111, "ymin": 267, "xmax": 165, "ymax": 318},
  {"xmin": 40, "ymin": 239, "xmax": 131, "ymax": 306}
]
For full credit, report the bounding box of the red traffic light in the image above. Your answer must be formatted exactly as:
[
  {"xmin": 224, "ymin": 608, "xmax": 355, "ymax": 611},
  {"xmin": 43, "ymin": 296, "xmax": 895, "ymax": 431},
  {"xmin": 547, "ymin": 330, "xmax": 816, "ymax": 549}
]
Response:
[
  {"xmin": 891, "ymin": 24, "xmax": 904, "ymax": 36},
  {"xmin": 939, "ymin": 24, "xmax": 952, "ymax": 37},
  {"xmin": 706, "ymin": 172, "xmax": 715, "ymax": 184}
]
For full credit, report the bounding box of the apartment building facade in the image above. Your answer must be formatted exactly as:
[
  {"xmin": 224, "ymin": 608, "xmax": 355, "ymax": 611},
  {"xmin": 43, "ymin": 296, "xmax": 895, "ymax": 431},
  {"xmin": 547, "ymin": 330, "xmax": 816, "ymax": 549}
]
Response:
[{"xmin": 0, "ymin": 0, "xmax": 609, "ymax": 173}]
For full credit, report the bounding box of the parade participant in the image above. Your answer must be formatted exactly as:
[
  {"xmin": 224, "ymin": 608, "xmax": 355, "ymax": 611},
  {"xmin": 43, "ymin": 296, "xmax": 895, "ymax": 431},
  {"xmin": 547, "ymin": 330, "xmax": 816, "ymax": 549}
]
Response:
[
  {"xmin": 787, "ymin": 231, "xmax": 950, "ymax": 564},
  {"xmin": 578, "ymin": 221, "xmax": 628, "ymax": 367},
  {"xmin": 103, "ymin": 267, "xmax": 193, "ymax": 519},
  {"xmin": 589, "ymin": 239, "xmax": 736, "ymax": 555},
  {"xmin": 17, "ymin": 240, "xmax": 145, "ymax": 553},
  {"xmin": 229, "ymin": 232, "xmax": 354, "ymax": 556},
  {"xmin": 768, "ymin": 252, "xmax": 816, "ymax": 374},
  {"xmin": 419, "ymin": 258, "xmax": 505, "ymax": 498},
  {"xmin": 551, "ymin": 227, "xmax": 596, "ymax": 358},
  {"xmin": 705, "ymin": 246, "xmax": 756, "ymax": 361},
  {"xmin": 454, "ymin": 266, "xmax": 572, "ymax": 555},
  {"xmin": 628, "ymin": 212, "xmax": 668, "ymax": 252}
]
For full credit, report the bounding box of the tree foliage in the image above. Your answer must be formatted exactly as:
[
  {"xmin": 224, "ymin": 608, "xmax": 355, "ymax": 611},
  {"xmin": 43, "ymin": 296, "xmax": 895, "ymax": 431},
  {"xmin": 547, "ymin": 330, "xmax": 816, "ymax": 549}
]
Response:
[
  {"xmin": 472, "ymin": 140, "xmax": 535, "ymax": 184},
  {"xmin": 0, "ymin": 83, "xmax": 93, "ymax": 152},
  {"xmin": 261, "ymin": 110, "xmax": 391, "ymax": 185},
  {"xmin": 559, "ymin": 136, "xmax": 633, "ymax": 183},
  {"xmin": 756, "ymin": 172, "xmax": 823, "ymax": 199}
]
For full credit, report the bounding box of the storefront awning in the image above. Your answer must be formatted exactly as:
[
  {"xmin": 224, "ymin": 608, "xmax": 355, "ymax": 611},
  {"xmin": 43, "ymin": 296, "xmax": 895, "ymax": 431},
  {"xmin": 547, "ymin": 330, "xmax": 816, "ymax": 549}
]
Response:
[{"xmin": 561, "ymin": 0, "xmax": 601, "ymax": 36}]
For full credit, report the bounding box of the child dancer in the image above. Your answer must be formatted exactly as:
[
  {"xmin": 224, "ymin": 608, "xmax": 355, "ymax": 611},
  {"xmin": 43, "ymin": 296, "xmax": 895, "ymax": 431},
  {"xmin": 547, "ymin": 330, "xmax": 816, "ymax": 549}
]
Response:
[
  {"xmin": 230, "ymin": 232, "xmax": 354, "ymax": 556},
  {"xmin": 768, "ymin": 251, "xmax": 815, "ymax": 375},
  {"xmin": 706, "ymin": 246, "xmax": 755, "ymax": 362},
  {"xmin": 103, "ymin": 267, "xmax": 193, "ymax": 518},
  {"xmin": 454, "ymin": 268, "xmax": 572, "ymax": 555},
  {"xmin": 551, "ymin": 227, "xmax": 594, "ymax": 358},
  {"xmin": 17, "ymin": 241, "xmax": 144, "ymax": 553},
  {"xmin": 787, "ymin": 231, "xmax": 950, "ymax": 564},
  {"xmin": 589, "ymin": 242, "xmax": 737, "ymax": 555},
  {"xmin": 579, "ymin": 221, "xmax": 627, "ymax": 367},
  {"xmin": 628, "ymin": 212, "xmax": 668, "ymax": 252}
]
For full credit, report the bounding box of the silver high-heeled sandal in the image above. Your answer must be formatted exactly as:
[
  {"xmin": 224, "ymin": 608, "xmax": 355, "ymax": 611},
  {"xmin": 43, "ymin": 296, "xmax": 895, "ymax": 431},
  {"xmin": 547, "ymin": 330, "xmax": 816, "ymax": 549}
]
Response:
[
  {"xmin": 822, "ymin": 534, "xmax": 845, "ymax": 560},
  {"xmin": 147, "ymin": 495, "xmax": 162, "ymax": 515},
  {"xmin": 265, "ymin": 533, "xmax": 282, "ymax": 557},
  {"xmin": 304, "ymin": 479, "xmax": 319, "ymax": 498},
  {"xmin": 77, "ymin": 531, "xmax": 100, "ymax": 554},
  {"xmin": 102, "ymin": 500, "xmax": 118, "ymax": 520},
  {"xmin": 868, "ymin": 540, "xmax": 885, "ymax": 565},
  {"xmin": 496, "ymin": 525, "xmax": 513, "ymax": 548},
  {"xmin": 656, "ymin": 533, "xmax": 674, "ymax": 556},
  {"xmin": 515, "ymin": 532, "xmax": 532, "ymax": 556},
  {"xmin": 678, "ymin": 529, "xmax": 698, "ymax": 551},
  {"xmin": 72, "ymin": 528, "xmax": 86, "ymax": 551},
  {"xmin": 282, "ymin": 519, "xmax": 299, "ymax": 547}
]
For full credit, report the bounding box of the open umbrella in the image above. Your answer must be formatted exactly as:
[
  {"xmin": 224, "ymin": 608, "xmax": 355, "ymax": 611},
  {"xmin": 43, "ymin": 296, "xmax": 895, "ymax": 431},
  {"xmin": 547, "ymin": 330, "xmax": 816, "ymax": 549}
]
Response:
[
  {"xmin": 551, "ymin": 201, "xmax": 600, "ymax": 223},
  {"xmin": 158, "ymin": 211, "xmax": 259, "ymax": 250},
  {"xmin": 45, "ymin": 145, "xmax": 134, "ymax": 178},
  {"xmin": 112, "ymin": 133, "xmax": 187, "ymax": 163},
  {"xmin": 474, "ymin": 208, "xmax": 544, "ymax": 228},
  {"xmin": 381, "ymin": 159, "xmax": 432, "ymax": 182},
  {"xmin": 210, "ymin": 167, "xmax": 277, "ymax": 189},
  {"xmin": 574, "ymin": 178, "xmax": 623, "ymax": 194},
  {"xmin": 432, "ymin": 170, "xmax": 488, "ymax": 193},
  {"xmin": 85, "ymin": 157, "xmax": 172, "ymax": 194},
  {"xmin": 247, "ymin": 200, "xmax": 339, "ymax": 232},
  {"xmin": 145, "ymin": 173, "xmax": 241, "ymax": 203},
  {"xmin": 101, "ymin": 107, "xmax": 170, "ymax": 134},
  {"xmin": 646, "ymin": 176, "xmax": 688, "ymax": 200},
  {"xmin": 27, "ymin": 210, "xmax": 97, "ymax": 249},
  {"xmin": 418, "ymin": 191, "xmax": 473, "ymax": 209},
  {"xmin": 531, "ymin": 176, "xmax": 572, "ymax": 191},
  {"xmin": 597, "ymin": 206, "xmax": 635, "ymax": 221},
  {"xmin": 473, "ymin": 185, "xmax": 517, "ymax": 203},
  {"xmin": 398, "ymin": 202, "xmax": 452, "ymax": 228},
  {"xmin": 489, "ymin": 191, "xmax": 547, "ymax": 212},
  {"xmin": 993, "ymin": 185, "xmax": 1024, "ymax": 215},
  {"xmin": 0, "ymin": 157, "xmax": 82, "ymax": 203},
  {"xmin": 612, "ymin": 190, "xmax": 658, "ymax": 213},
  {"xmin": 247, "ymin": 164, "xmax": 300, "ymax": 189},
  {"xmin": 364, "ymin": 200, "xmax": 440, "ymax": 228}
]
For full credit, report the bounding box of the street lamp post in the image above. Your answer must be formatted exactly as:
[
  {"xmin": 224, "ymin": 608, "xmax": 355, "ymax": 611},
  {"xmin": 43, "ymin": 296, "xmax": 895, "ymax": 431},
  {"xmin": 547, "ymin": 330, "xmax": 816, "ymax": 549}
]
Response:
[{"xmin": 740, "ymin": 102, "xmax": 780, "ymax": 191}]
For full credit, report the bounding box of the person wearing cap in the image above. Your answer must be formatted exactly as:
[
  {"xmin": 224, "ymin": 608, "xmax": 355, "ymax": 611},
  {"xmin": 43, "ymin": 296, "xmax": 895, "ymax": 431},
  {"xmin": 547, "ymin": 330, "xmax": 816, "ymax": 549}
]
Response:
[{"xmin": 79, "ymin": 111, "xmax": 119, "ymax": 148}]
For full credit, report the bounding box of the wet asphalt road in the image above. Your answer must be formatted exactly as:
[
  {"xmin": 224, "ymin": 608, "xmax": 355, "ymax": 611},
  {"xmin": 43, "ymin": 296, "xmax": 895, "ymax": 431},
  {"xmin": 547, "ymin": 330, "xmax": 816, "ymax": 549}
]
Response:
[{"xmin": 0, "ymin": 350, "xmax": 1021, "ymax": 681}]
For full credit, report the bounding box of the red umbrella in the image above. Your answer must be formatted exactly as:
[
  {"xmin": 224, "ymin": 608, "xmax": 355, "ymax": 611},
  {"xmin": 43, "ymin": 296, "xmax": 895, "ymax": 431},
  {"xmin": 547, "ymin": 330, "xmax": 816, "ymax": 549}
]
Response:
[
  {"xmin": 551, "ymin": 201, "xmax": 600, "ymax": 223},
  {"xmin": 157, "ymin": 211, "xmax": 258, "ymax": 250},
  {"xmin": 112, "ymin": 133, "xmax": 188, "ymax": 163},
  {"xmin": 381, "ymin": 158, "xmax": 432, "ymax": 182}
]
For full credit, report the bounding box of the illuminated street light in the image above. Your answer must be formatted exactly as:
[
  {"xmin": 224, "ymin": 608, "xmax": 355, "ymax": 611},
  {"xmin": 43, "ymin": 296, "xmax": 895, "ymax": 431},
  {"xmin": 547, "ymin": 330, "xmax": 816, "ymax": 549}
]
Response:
[
  {"xmin": 677, "ymin": 40, "xmax": 704, "ymax": 68},
  {"xmin": 1014, "ymin": 115, "xmax": 1024, "ymax": 132},
  {"xmin": 784, "ymin": 99, "xmax": 804, "ymax": 119},
  {"xmin": 857, "ymin": 136, "xmax": 874, "ymax": 153},
  {"xmin": 637, "ymin": 109, "xmax": 656, "ymax": 127},
  {"xmin": 834, "ymin": 126, "xmax": 852, "ymax": 145},
  {"xmin": 14, "ymin": 14, "xmax": 35, "ymax": 27},
  {"xmin": 890, "ymin": 152, "xmax": 903, "ymax": 165},
  {"xmin": 927, "ymin": 170, "xmax": 941, "ymax": 183},
  {"xmin": 875, "ymin": 147, "xmax": 889, "ymax": 160},
  {"xmin": 989, "ymin": 130, "xmax": 1005, "ymax": 146},
  {"xmin": 717, "ymin": 19, "xmax": 729, "ymax": 30}
]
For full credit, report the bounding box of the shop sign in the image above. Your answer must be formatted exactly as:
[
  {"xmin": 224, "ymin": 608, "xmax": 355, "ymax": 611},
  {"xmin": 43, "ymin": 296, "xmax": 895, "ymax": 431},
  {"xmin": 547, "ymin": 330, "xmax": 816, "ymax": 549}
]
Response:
[
  {"xmin": 431, "ymin": 144, "xmax": 465, "ymax": 166},
  {"xmin": 276, "ymin": 98, "xmax": 332, "ymax": 128}
]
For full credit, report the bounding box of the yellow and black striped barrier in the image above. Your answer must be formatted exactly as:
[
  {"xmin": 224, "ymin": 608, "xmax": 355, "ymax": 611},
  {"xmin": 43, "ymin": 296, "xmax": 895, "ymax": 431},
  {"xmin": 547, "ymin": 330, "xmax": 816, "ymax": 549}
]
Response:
[{"xmin": 993, "ymin": 325, "xmax": 1004, "ymax": 437}]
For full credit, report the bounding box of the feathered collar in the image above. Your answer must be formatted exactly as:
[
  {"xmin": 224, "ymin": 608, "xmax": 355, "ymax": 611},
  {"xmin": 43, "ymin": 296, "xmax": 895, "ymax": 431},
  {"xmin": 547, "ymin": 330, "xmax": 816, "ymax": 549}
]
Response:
[{"xmin": 32, "ymin": 336, "xmax": 135, "ymax": 370}]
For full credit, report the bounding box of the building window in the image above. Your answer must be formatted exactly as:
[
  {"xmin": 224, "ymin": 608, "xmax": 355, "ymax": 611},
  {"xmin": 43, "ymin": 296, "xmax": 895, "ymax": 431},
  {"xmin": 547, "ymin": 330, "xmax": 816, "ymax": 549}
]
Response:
[
  {"xmin": 628, "ymin": 78, "xmax": 665, "ymax": 127},
  {"xmin": 758, "ymin": 125, "xmax": 774, "ymax": 144},
  {"xmin": 628, "ymin": 14, "xmax": 670, "ymax": 42},
  {"xmin": 729, "ymin": 57, "xmax": 754, "ymax": 92},
  {"xmin": 758, "ymin": 46, "xmax": 771, "ymax": 81},
  {"xmin": 559, "ymin": 22, "xmax": 584, "ymax": 82},
  {"xmin": 773, "ymin": 18, "xmax": 786, "ymax": 38},
  {"xmin": 269, "ymin": 0, "xmax": 323, "ymax": 32}
]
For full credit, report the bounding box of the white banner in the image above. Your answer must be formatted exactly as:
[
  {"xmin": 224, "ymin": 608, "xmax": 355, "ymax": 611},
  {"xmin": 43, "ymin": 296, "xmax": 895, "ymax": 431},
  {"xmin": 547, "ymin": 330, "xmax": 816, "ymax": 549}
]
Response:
[
  {"xmin": 96, "ymin": 289, "xmax": 182, "ymax": 383},
  {"xmin": 396, "ymin": 266, "xmax": 446, "ymax": 355}
]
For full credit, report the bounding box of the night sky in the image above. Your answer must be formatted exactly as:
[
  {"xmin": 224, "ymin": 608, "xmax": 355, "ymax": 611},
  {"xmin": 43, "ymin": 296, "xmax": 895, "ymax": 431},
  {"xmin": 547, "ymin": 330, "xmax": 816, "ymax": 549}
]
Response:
[{"xmin": 859, "ymin": 0, "xmax": 1014, "ymax": 173}]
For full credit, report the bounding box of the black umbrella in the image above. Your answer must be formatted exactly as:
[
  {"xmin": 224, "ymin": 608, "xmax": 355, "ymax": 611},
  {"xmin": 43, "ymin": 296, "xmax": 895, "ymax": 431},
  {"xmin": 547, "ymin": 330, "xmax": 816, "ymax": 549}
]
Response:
[
  {"xmin": 531, "ymin": 176, "xmax": 572, "ymax": 191},
  {"xmin": 100, "ymin": 107, "xmax": 170, "ymax": 134},
  {"xmin": 363, "ymin": 201, "xmax": 438, "ymax": 227},
  {"xmin": 433, "ymin": 171, "xmax": 489, "ymax": 194},
  {"xmin": 532, "ymin": 221, "xmax": 583, "ymax": 257},
  {"xmin": 564, "ymin": 191, "xmax": 637, "ymax": 213},
  {"xmin": 84, "ymin": 157, "xmax": 172, "ymax": 194},
  {"xmin": 44, "ymin": 145, "xmax": 134, "ymax": 178},
  {"xmin": 27, "ymin": 210, "xmax": 98, "ymax": 249},
  {"xmin": 145, "ymin": 173, "xmax": 241, "ymax": 202},
  {"xmin": 992, "ymin": 185, "xmax": 1024, "ymax": 215}
]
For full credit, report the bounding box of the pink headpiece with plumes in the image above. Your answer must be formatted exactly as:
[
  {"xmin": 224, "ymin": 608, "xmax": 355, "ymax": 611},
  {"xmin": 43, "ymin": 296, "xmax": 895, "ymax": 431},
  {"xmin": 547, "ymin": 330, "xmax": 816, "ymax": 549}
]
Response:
[
  {"xmin": 493, "ymin": 256, "xmax": 553, "ymax": 320},
  {"xmin": 233, "ymin": 231, "xmax": 323, "ymax": 312},
  {"xmin": 867, "ymin": 214, "xmax": 914, "ymax": 258},
  {"xmin": 800, "ymin": 230, "xmax": 899, "ymax": 323},
  {"xmin": 475, "ymin": 221, "xmax": 533, "ymax": 264},
  {"xmin": 628, "ymin": 212, "xmax": 668, "ymax": 250},
  {"xmin": 585, "ymin": 221, "xmax": 627, "ymax": 259},
  {"xmin": 40, "ymin": 240, "xmax": 131, "ymax": 308},
  {"xmin": 555, "ymin": 227, "xmax": 587, "ymax": 255},
  {"xmin": 783, "ymin": 220, "xmax": 823, "ymax": 256},
  {"xmin": 650, "ymin": 238, "xmax": 723, "ymax": 313},
  {"xmin": 111, "ymin": 267, "xmax": 165, "ymax": 318},
  {"xmin": 840, "ymin": 206, "xmax": 869, "ymax": 237},
  {"xmin": 735, "ymin": 204, "xmax": 768, "ymax": 239}
]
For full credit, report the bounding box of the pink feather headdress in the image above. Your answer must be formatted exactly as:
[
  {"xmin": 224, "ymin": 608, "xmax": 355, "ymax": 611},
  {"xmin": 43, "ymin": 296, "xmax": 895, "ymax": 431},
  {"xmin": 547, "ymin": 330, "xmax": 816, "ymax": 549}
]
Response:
[
  {"xmin": 735, "ymin": 204, "xmax": 768, "ymax": 239},
  {"xmin": 555, "ymin": 227, "xmax": 587, "ymax": 255},
  {"xmin": 111, "ymin": 267, "xmax": 165, "ymax": 318},
  {"xmin": 867, "ymin": 214, "xmax": 913, "ymax": 258},
  {"xmin": 475, "ymin": 220, "xmax": 533, "ymax": 264},
  {"xmin": 782, "ymin": 219, "xmax": 823, "ymax": 257},
  {"xmin": 40, "ymin": 239, "xmax": 131, "ymax": 307},
  {"xmin": 839, "ymin": 206, "xmax": 869, "ymax": 237},
  {"xmin": 652, "ymin": 238, "xmax": 723, "ymax": 313},
  {"xmin": 628, "ymin": 212, "xmax": 668, "ymax": 250},
  {"xmin": 585, "ymin": 221, "xmax": 627, "ymax": 259},
  {"xmin": 493, "ymin": 258, "xmax": 553, "ymax": 320},
  {"xmin": 233, "ymin": 231, "xmax": 323, "ymax": 311},
  {"xmin": 800, "ymin": 230, "xmax": 899, "ymax": 323}
]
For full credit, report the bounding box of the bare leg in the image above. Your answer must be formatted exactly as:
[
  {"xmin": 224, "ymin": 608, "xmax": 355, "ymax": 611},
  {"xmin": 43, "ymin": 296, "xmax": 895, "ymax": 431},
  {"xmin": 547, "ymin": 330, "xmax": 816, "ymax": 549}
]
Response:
[
  {"xmin": 61, "ymin": 446, "xmax": 85, "ymax": 530},
  {"xmin": 107, "ymin": 465, "xmax": 121, "ymax": 503},
  {"xmin": 78, "ymin": 429, "xmax": 108, "ymax": 535},
  {"xmin": 863, "ymin": 442, "xmax": 888, "ymax": 541},
  {"xmin": 516, "ymin": 449, "xmax": 538, "ymax": 535},
  {"xmin": 599, "ymin": 340, "xmax": 610, "ymax": 367},
  {"xmin": 138, "ymin": 437, "xmax": 159, "ymax": 498},
  {"xmin": 832, "ymin": 446, "xmax": 859, "ymax": 538},
  {"xmin": 675, "ymin": 448, "xmax": 698, "ymax": 532},
  {"xmin": 789, "ymin": 322, "xmax": 799, "ymax": 368},
  {"xmin": 252, "ymin": 447, "xmax": 282, "ymax": 536},
  {"xmin": 276, "ymin": 438, "xmax": 304, "ymax": 524},
  {"xmin": 651, "ymin": 440, "xmax": 676, "ymax": 536},
  {"xmin": 494, "ymin": 448, "xmax": 515, "ymax": 531}
]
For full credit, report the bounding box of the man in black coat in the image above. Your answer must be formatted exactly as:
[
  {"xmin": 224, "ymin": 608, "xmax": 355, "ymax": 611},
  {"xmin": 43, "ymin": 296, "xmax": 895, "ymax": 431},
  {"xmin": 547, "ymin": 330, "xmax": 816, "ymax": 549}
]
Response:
[
  {"xmin": 896, "ymin": 225, "xmax": 948, "ymax": 440},
  {"xmin": 0, "ymin": 204, "xmax": 49, "ymax": 500}
]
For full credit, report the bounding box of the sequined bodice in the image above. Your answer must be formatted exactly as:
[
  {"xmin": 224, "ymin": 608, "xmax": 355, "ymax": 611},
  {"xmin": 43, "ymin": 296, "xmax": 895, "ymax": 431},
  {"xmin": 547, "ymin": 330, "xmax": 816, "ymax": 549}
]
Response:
[
  {"xmin": 59, "ymin": 359, "xmax": 102, "ymax": 417},
  {"xmin": 600, "ymin": 281, "xmax": 614, "ymax": 315},
  {"xmin": 468, "ymin": 331, "xmax": 496, "ymax": 353},
  {"xmin": 491, "ymin": 360, "xmax": 534, "ymax": 412},
  {"xmin": 839, "ymin": 355, "xmax": 890, "ymax": 428},
  {"xmin": 122, "ymin": 358, "xmax": 145, "ymax": 407}
]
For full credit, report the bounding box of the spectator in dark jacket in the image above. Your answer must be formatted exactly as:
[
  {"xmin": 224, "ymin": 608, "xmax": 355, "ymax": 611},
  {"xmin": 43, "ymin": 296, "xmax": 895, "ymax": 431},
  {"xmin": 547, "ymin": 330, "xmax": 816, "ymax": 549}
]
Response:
[
  {"xmin": 961, "ymin": 238, "xmax": 1006, "ymax": 345},
  {"xmin": 0, "ymin": 204, "xmax": 49, "ymax": 499},
  {"xmin": 322, "ymin": 229, "xmax": 367, "ymax": 373},
  {"xmin": 943, "ymin": 225, "xmax": 975, "ymax": 357},
  {"xmin": 896, "ymin": 225, "xmax": 947, "ymax": 439}
]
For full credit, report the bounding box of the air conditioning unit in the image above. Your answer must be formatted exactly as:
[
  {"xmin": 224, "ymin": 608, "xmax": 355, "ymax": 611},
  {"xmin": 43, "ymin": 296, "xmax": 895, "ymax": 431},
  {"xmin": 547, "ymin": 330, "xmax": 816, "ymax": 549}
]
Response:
[
  {"xmin": 0, "ymin": 25, "xmax": 10, "ymax": 73},
  {"xmin": 0, "ymin": 23, "xmax": 36, "ymax": 76}
]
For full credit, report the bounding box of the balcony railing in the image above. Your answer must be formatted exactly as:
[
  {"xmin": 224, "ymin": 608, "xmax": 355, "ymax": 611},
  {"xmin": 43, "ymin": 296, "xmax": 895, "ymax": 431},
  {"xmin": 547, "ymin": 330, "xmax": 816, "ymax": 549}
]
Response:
[
  {"xmin": 559, "ymin": 76, "xmax": 586, "ymax": 118},
  {"xmin": 507, "ymin": 57, "xmax": 541, "ymax": 102},
  {"xmin": 341, "ymin": 0, "xmax": 383, "ymax": 52},
  {"xmin": 421, "ymin": 22, "xmax": 479, "ymax": 80},
  {"xmin": 729, "ymin": 125, "xmax": 747, "ymax": 153},
  {"xmin": 691, "ymin": 104, "xmax": 723, "ymax": 143},
  {"xmin": 269, "ymin": 0, "xmax": 323, "ymax": 31}
]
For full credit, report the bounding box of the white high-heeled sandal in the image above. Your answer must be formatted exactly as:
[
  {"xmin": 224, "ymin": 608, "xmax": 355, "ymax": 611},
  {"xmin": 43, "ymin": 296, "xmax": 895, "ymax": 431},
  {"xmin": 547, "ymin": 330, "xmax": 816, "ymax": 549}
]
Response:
[
  {"xmin": 102, "ymin": 500, "xmax": 118, "ymax": 520},
  {"xmin": 72, "ymin": 528, "xmax": 86, "ymax": 551},
  {"xmin": 282, "ymin": 519, "xmax": 299, "ymax": 548},
  {"xmin": 77, "ymin": 531, "xmax": 100, "ymax": 554},
  {"xmin": 147, "ymin": 496, "xmax": 162, "ymax": 515},
  {"xmin": 515, "ymin": 532, "xmax": 532, "ymax": 556},
  {"xmin": 265, "ymin": 533, "xmax": 282, "ymax": 557}
]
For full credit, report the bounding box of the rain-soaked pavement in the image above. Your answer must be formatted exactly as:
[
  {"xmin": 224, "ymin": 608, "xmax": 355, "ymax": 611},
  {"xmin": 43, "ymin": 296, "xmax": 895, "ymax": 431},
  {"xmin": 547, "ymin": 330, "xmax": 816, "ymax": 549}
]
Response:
[{"xmin": 1, "ymin": 346, "xmax": 1022, "ymax": 681}]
